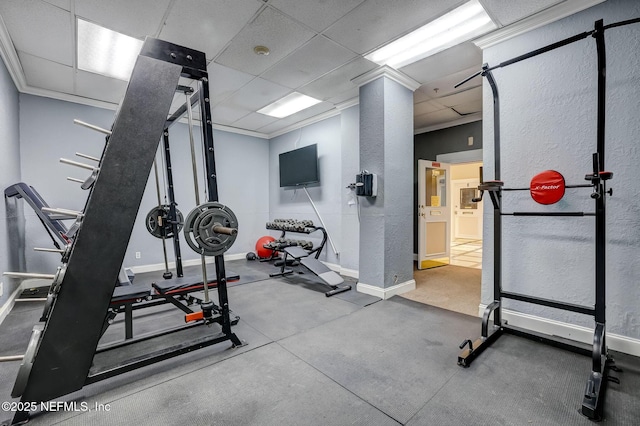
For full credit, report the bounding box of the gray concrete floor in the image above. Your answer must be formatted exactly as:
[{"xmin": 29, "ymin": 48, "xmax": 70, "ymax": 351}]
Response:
[{"xmin": 0, "ymin": 259, "xmax": 638, "ymax": 425}]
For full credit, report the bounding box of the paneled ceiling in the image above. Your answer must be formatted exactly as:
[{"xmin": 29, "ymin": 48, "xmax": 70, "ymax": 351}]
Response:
[{"xmin": 0, "ymin": 0, "xmax": 599, "ymax": 137}]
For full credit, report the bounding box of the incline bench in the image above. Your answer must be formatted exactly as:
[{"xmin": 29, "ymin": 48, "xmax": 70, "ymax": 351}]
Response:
[{"xmin": 265, "ymin": 219, "xmax": 351, "ymax": 297}]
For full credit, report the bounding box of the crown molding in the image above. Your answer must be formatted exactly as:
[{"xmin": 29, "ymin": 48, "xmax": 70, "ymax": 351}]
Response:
[
  {"xmin": 474, "ymin": 0, "xmax": 606, "ymax": 49},
  {"xmin": 351, "ymin": 65, "xmax": 421, "ymax": 92},
  {"xmin": 266, "ymin": 106, "xmax": 343, "ymax": 139},
  {"xmin": 213, "ymin": 124, "xmax": 269, "ymax": 139},
  {"xmin": 0, "ymin": 13, "xmax": 26, "ymax": 91},
  {"xmin": 335, "ymin": 97, "xmax": 359, "ymax": 111}
]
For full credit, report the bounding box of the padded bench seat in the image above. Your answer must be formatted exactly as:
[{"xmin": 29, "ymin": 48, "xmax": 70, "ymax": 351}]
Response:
[
  {"xmin": 111, "ymin": 284, "xmax": 151, "ymax": 304},
  {"xmin": 152, "ymin": 270, "xmax": 240, "ymax": 294}
]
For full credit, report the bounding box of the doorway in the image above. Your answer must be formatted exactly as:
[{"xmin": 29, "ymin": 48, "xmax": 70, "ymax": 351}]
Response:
[{"xmin": 406, "ymin": 159, "xmax": 483, "ymax": 317}]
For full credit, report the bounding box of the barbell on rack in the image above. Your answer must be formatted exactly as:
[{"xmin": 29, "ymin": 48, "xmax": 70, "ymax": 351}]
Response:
[
  {"xmin": 183, "ymin": 202, "xmax": 238, "ymax": 256},
  {"xmin": 145, "ymin": 205, "xmax": 184, "ymax": 239}
]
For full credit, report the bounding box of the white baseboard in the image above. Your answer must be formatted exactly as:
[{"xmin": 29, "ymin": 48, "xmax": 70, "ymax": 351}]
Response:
[
  {"xmin": 357, "ymin": 279, "xmax": 416, "ymax": 300},
  {"xmin": 128, "ymin": 252, "xmax": 248, "ymax": 274},
  {"xmin": 322, "ymin": 261, "xmax": 359, "ymax": 279},
  {"xmin": 0, "ymin": 279, "xmax": 50, "ymax": 326},
  {"xmin": 339, "ymin": 267, "xmax": 359, "ymax": 279},
  {"xmin": 478, "ymin": 303, "xmax": 640, "ymax": 357}
]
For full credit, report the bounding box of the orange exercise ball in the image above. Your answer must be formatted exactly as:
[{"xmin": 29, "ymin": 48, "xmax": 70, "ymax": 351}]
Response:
[{"xmin": 255, "ymin": 236, "xmax": 277, "ymax": 258}]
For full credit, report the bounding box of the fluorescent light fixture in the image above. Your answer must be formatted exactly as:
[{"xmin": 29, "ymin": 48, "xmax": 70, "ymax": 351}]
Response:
[
  {"xmin": 257, "ymin": 92, "xmax": 322, "ymax": 118},
  {"xmin": 365, "ymin": 0, "xmax": 497, "ymax": 68},
  {"xmin": 77, "ymin": 19, "xmax": 144, "ymax": 81}
]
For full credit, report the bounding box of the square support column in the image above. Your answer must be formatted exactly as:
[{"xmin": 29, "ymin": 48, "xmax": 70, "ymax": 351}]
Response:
[{"xmin": 352, "ymin": 66, "xmax": 420, "ymax": 299}]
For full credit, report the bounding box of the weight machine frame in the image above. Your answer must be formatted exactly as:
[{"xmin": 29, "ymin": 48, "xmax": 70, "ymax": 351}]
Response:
[
  {"xmin": 455, "ymin": 17, "xmax": 640, "ymax": 420},
  {"xmin": 10, "ymin": 38, "xmax": 242, "ymax": 425}
]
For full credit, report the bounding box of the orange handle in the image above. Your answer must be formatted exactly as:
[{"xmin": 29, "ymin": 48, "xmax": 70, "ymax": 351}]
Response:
[{"xmin": 185, "ymin": 311, "xmax": 204, "ymax": 323}]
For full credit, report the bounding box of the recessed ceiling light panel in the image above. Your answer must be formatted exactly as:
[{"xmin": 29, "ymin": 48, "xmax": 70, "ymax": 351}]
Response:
[
  {"xmin": 365, "ymin": 0, "xmax": 497, "ymax": 68},
  {"xmin": 77, "ymin": 19, "xmax": 143, "ymax": 81},
  {"xmin": 257, "ymin": 92, "xmax": 322, "ymax": 118}
]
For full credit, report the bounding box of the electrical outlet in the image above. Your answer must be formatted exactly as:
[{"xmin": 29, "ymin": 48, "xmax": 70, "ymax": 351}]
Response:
[{"xmin": 135, "ymin": 252, "xmax": 141, "ymax": 259}]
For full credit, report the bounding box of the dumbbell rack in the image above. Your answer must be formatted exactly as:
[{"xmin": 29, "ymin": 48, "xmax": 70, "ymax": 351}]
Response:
[
  {"xmin": 9, "ymin": 38, "xmax": 242, "ymax": 425},
  {"xmin": 265, "ymin": 219, "xmax": 327, "ymax": 260}
]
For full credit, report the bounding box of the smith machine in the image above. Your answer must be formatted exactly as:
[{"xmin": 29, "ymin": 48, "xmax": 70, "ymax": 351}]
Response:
[
  {"xmin": 3, "ymin": 38, "xmax": 243, "ymax": 425},
  {"xmin": 456, "ymin": 17, "xmax": 640, "ymax": 420}
]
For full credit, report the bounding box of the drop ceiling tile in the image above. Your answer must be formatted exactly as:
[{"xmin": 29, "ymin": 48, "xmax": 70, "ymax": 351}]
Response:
[
  {"xmin": 414, "ymin": 108, "xmax": 460, "ymax": 128},
  {"xmin": 267, "ymin": 0, "xmax": 366, "ymax": 32},
  {"xmin": 482, "ymin": 0, "xmax": 563, "ymax": 26},
  {"xmin": 257, "ymin": 102, "xmax": 334, "ymax": 134},
  {"xmin": 449, "ymin": 99, "xmax": 482, "ymax": 115},
  {"xmin": 324, "ymin": 0, "xmax": 459, "ymax": 54},
  {"xmin": 159, "ymin": 0, "xmax": 262, "ymax": 60},
  {"xmin": 326, "ymin": 88, "xmax": 359, "ymax": 106},
  {"xmin": 215, "ymin": 7, "xmax": 315, "ymax": 76},
  {"xmin": 18, "ymin": 51, "xmax": 74, "ymax": 94},
  {"xmin": 208, "ymin": 63, "xmax": 255, "ymax": 105},
  {"xmin": 75, "ymin": 70, "xmax": 128, "ymax": 104},
  {"xmin": 42, "ymin": 0, "xmax": 71, "ymax": 11},
  {"xmin": 0, "ymin": 1, "xmax": 73, "ymax": 65},
  {"xmin": 418, "ymin": 66, "xmax": 483, "ymax": 98},
  {"xmin": 298, "ymin": 57, "xmax": 376, "ymax": 101},
  {"xmin": 212, "ymin": 104, "xmax": 251, "ymax": 125},
  {"xmin": 232, "ymin": 112, "xmax": 278, "ymax": 130},
  {"xmin": 224, "ymin": 77, "xmax": 290, "ymax": 111},
  {"xmin": 261, "ymin": 36, "xmax": 356, "ymax": 89},
  {"xmin": 75, "ymin": 0, "xmax": 172, "ymax": 38},
  {"xmin": 436, "ymin": 86, "xmax": 483, "ymax": 108},
  {"xmin": 414, "ymin": 100, "xmax": 444, "ymax": 116},
  {"xmin": 401, "ymin": 42, "xmax": 482, "ymax": 84}
]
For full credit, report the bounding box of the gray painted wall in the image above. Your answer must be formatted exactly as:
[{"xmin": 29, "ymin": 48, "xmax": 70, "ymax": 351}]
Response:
[
  {"xmin": 0, "ymin": 53, "xmax": 23, "ymax": 307},
  {"xmin": 18, "ymin": 94, "xmax": 269, "ymax": 275},
  {"xmin": 413, "ymin": 121, "xmax": 483, "ymax": 253},
  {"xmin": 268, "ymin": 115, "xmax": 343, "ymax": 266},
  {"xmin": 340, "ymin": 105, "xmax": 360, "ymax": 272},
  {"xmin": 482, "ymin": 0, "xmax": 640, "ymax": 338}
]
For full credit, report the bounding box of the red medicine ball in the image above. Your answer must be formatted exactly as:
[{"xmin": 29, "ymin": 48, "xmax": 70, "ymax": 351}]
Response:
[{"xmin": 255, "ymin": 236, "xmax": 277, "ymax": 258}]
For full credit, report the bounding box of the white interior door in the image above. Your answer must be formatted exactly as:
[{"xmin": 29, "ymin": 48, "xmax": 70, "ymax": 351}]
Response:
[
  {"xmin": 452, "ymin": 179, "xmax": 483, "ymax": 240},
  {"xmin": 418, "ymin": 159, "xmax": 451, "ymax": 270}
]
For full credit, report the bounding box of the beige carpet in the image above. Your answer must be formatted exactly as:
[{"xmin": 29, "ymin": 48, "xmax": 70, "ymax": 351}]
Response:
[{"xmin": 401, "ymin": 265, "xmax": 481, "ymax": 317}]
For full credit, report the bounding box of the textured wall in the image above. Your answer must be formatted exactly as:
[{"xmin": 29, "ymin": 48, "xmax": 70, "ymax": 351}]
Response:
[
  {"xmin": 359, "ymin": 77, "xmax": 414, "ymax": 289},
  {"xmin": 0, "ymin": 54, "xmax": 23, "ymax": 307},
  {"xmin": 482, "ymin": 0, "xmax": 640, "ymax": 337},
  {"xmin": 340, "ymin": 105, "xmax": 360, "ymax": 272},
  {"xmin": 18, "ymin": 94, "xmax": 269, "ymax": 275},
  {"xmin": 268, "ymin": 116, "xmax": 343, "ymax": 265}
]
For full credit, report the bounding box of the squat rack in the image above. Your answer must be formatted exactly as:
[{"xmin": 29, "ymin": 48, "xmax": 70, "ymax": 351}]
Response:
[{"xmin": 456, "ymin": 17, "xmax": 640, "ymax": 420}]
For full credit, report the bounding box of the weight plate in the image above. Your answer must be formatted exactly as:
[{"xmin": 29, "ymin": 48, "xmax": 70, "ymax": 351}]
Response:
[
  {"xmin": 184, "ymin": 202, "xmax": 238, "ymax": 256},
  {"xmin": 145, "ymin": 205, "xmax": 184, "ymax": 238},
  {"xmin": 11, "ymin": 324, "xmax": 44, "ymax": 398}
]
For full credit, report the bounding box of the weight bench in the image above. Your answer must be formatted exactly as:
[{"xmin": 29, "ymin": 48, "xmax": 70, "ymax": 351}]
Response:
[
  {"xmin": 270, "ymin": 246, "xmax": 351, "ymax": 297},
  {"xmin": 104, "ymin": 271, "xmax": 240, "ymax": 340}
]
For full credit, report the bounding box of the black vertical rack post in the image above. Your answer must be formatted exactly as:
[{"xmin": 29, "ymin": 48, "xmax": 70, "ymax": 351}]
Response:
[
  {"xmin": 161, "ymin": 129, "xmax": 184, "ymax": 277},
  {"xmin": 455, "ymin": 17, "xmax": 640, "ymax": 420}
]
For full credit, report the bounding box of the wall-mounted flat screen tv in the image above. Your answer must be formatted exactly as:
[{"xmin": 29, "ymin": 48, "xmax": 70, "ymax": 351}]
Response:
[{"xmin": 279, "ymin": 144, "xmax": 319, "ymax": 187}]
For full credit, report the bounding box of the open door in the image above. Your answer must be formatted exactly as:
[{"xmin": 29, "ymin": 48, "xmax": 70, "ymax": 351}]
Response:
[{"xmin": 418, "ymin": 159, "xmax": 451, "ymax": 269}]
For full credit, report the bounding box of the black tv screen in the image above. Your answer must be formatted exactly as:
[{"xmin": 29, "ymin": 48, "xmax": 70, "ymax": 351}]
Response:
[{"xmin": 279, "ymin": 144, "xmax": 319, "ymax": 187}]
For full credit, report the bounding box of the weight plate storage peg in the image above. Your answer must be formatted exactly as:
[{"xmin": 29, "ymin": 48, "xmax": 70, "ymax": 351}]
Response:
[
  {"xmin": 145, "ymin": 205, "xmax": 184, "ymax": 238},
  {"xmin": 184, "ymin": 202, "xmax": 238, "ymax": 256}
]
